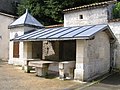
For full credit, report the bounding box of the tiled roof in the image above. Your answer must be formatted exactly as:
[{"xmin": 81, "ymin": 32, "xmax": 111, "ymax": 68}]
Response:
[
  {"xmin": 0, "ymin": 11, "xmax": 16, "ymax": 18},
  {"xmin": 109, "ymin": 18, "xmax": 120, "ymax": 22},
  {"xmin": 63, "ymin": 1, "xmax": 116, "ymax": 13},
  {"xmin": 9, "ymin": 9, "xmax": 44, "ymax": 29},
  {"xmin": 45, "ymin": 24, "xmax": 64, "ymax": 28},
  {"xmin": 11, "ymin": 24, "xmax": 116, "ymax": 41}
]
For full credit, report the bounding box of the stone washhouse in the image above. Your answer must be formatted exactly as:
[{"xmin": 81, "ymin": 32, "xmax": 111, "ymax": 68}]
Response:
[{"xmin": 8, "ymin": 1, "xmax": 120, "ymax": 81}]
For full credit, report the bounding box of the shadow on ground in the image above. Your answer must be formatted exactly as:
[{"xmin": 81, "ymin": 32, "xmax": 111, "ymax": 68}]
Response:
[
  {"xmin": 39, "ymin": 71, "xmax": 59, "ymax": 79},
  {"xmin": 0, "ymin": 60, "xmax": 7, "ymax": 66},
  {"xmin": 100, "ymin": 72, "xmax": 120, "ymax": 85}
]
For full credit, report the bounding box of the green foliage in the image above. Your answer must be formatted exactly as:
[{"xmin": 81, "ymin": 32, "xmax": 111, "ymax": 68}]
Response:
[
  {"xmin": 17, "ymin": 0, "xmax": 46, "ymax": 24},
  {"xmin": 17, "ymin": 0, "xmax": 63, "ymax": 25},
  {"xmin": 112, "ymin": 2, "xmax": 120, "ymax": 19},
  {"xmin": 17, "ymin": 0, "xmax": 111, "ymax": 25}
]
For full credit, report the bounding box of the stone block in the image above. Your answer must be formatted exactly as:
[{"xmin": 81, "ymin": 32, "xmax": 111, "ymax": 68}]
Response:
[
  {"xmin": 36, "ymin": 67, "xmax": 48, "ymax": 76},
  {"xmin": 59, "ymin": 61, "xmax": 75, "ymax": 80},
  {"xmin": 74, "ymin": 69, "xmax": 84, "ymax": 81}
]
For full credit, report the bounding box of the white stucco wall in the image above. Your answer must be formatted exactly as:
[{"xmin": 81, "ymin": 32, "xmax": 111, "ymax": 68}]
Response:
[
  {"xmin": 9, "ymin": 27, "xmax": 24, "ymax": 64},
  {"xmin": 24, "ymin": 26, "xmax": 37, "ymax": 33},
  {"xmin": 0, "ymin": 14, "xmax": 14, "ymax": 60},
  {"xmin": 10, "ymin": 27, "xmax": 24, "ymax": 39},
  {"xmin": 9, "ymin": 27, "xmax": 34, "ymax": 65}
]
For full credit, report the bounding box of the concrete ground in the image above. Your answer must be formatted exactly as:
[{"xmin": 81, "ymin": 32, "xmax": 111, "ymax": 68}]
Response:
[
  {"xmin": 81, "ymin": 72, "xmax": 120, "ymax": 90},
  {"xmin": 0, "ymin": 60, "xmax": 83, "ymax": 90}
]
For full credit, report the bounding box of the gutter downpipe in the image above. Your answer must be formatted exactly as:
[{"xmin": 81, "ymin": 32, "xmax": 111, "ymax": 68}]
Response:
[{"xmin": 110, "ymin": 39, "xmax": 116, "ymax": 72}]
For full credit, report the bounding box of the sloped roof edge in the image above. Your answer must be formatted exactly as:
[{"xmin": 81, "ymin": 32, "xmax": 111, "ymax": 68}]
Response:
[
  {"xmin": 9, "ymin": 9, "xmax": 44, "ymax": 29},
  {"xmin": 63, "ymin": 1, "xmax": 116, "ymax": 13}
]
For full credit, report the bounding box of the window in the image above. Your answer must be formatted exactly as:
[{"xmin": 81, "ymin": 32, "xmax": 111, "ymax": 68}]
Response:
[
  {"xmin": 13, "ymin": 42, "xmax": 19, "ymax": 58},
  {"xmin": 79, "ymin": 15, "xmax": 83, "ymax": 19}
]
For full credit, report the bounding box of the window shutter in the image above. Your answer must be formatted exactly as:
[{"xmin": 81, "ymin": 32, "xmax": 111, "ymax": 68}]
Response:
[{"xmin": 13, "ymin": 42, "xmax": 19, "ymax": 58}]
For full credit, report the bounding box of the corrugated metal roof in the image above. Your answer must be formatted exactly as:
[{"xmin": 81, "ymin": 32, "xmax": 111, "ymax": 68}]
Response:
[
  {"xmin": 63, "ymin": 1, "xmax": 116, "ymax": 13},
  {"xmin": 9, "ymin": 9, "xmax": 44, "ymax": 29},
  {"xmin": 12, "ymin": 24, "xmax": 116, "ymax": 41}
]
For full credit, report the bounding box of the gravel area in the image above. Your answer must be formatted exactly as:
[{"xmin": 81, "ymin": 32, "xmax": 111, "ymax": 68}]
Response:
[{"xmin": 0, "ymin": 60, "xmax": 81, "ymax": 90}]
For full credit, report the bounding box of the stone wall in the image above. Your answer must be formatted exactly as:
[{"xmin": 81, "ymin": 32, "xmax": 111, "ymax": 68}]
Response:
[
  {"xmin": 42, "ymin": 41, "xmax": 60, "ymax": 61},
  {"xmin": 64, "ymin": 7, "xmax": 108, "ymax": 27},
  {"xmin": 64, "ymin": 3, "xmax": 115, "ymax": 27},
  {"xmin": 109, "ymin": 21, "xmax": 120, "ymax": 68},
  {"xmin": 84, "ymin": 31, "xmax": 110, "ymax": 80}
]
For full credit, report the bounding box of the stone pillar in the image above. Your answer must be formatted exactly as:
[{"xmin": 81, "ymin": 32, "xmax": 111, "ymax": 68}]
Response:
[
  {"xmin": 59, "ymin": 62, "xmax": 65, "ymax": 80},
  {"xmin": 59, "ymin": 61, "xmax": 75, "ymax": 80},
  {"xmin": 42, "ymin": 41, "xmax": 47, "ymax": 59},
  {"xmin": 74, "ymin": 40, "xmax": 85, "ymax": 81},
  {"xmin": 19, "ymin": 41, "xmax": 25, "ymax": 69},
  {"xmin": 24, "ymin": 42, "xmax": 32, "ymax": 72},
  {"xmin": 19, "ymin": 42, "xmax": 24, "ymax": 58}
]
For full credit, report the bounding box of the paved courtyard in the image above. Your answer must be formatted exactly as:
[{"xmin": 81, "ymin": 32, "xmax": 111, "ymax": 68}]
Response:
[
  {"xmin": 1, "ymin": 59, "xmax": 120, "ymax": 90},
  {"xmin": 0, "ymin": 60, "xmax": 81, "ymax": 90}
]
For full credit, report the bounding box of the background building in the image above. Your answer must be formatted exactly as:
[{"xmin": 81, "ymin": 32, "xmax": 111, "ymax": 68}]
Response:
[{"xmin": 0, "ymin": 0, "xmax": 20, "ymax": 60}]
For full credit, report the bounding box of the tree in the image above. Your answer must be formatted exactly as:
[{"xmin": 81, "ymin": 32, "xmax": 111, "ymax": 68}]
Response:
[
  {"xmin": 17, "ymin": 0, "xmax": 111, "ymax": 25},
  {"xmin": 17, "ymin": 0, "xmax": 47, "ymax": 24},
  {"xmin": 112, "ymin": 2, "xmax": 120, "ymax": 19}
]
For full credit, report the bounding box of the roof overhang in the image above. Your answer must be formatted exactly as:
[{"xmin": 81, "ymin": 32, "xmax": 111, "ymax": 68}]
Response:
[
  {"xmin": 8, "ymin": 24, "xmax": 44, "ymax": 29},
  {"xmin": 11, "ymin": 36, "xmax": 91, "ymax": 42}
]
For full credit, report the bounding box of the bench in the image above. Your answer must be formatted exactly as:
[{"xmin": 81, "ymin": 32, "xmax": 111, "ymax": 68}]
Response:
[
  {"xmin": 29, "ymin": 61, "xmax": 58, "ymax": 76},
  {"xmin": 59, "ymin": 61, "xmax": 75, "ymax": 80},
  {"xmin": 24, "ymin": 59, "xmax": 42, "ymax": 73},
  {"xmin": 24, "ymin": 59, "xmax": 75, "ymax": 79},
  {"xmin": 24, "ymin": 59, "xmax": 58, "ymax": 76}
]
